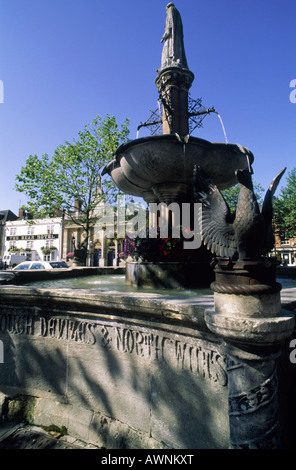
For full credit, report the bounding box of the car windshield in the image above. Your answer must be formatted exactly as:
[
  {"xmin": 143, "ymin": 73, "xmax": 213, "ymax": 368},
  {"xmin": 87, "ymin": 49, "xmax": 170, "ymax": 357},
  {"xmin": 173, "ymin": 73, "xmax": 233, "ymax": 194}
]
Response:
[{"xmin": 14, "ymin": 263, "xmax": 31, "ymax": 270}]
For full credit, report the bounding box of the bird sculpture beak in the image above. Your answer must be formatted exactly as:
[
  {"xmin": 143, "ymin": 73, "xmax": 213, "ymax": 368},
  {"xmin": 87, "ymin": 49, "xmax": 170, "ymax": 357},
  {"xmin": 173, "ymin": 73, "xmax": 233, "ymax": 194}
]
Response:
[{"xmin": 246, "ymin": 155, "xmax": 253, "ymax": 174}]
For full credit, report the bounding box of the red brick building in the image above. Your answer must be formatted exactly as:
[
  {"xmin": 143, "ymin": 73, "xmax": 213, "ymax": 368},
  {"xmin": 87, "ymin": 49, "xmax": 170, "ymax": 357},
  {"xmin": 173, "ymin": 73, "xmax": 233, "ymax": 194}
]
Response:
[{"xmin": 272, "ymin": 233, "xmax": 296, "ymax": 266}]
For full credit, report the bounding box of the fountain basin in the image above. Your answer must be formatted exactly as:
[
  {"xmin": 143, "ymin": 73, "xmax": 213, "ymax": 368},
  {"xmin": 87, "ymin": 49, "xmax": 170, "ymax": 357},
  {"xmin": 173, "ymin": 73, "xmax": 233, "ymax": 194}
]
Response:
[
  {"xmin": 103, "ymin": 134, "xmax": 254, "ymax": 202},
  {"xmin": 0, "ymin": 266, "xmax": 125, "ymax": 286},
  {"xmin": 126, "ymin": 260, "xmax": 214, "ymax": 289}
]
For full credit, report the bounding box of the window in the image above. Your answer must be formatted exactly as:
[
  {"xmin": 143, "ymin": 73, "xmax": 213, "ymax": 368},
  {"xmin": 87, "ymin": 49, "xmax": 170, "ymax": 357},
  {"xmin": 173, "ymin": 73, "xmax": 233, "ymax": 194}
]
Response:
[
  {"xmin": 281, "ymin": 238, "xmax": 290, "ymax": 246},
  {"xmin": 27, "ymin": 226, "xmax": 34, "ymax": 235},
  {"xmin": 45, "ymin": 239, "xmax": 55, "ymax": 248},
  {"xmin": 10, "ymin": 227, "xmax": 17, "ymax": 236},
  {"xmin": 31, "ymin": 262, "xmax": 45, "ymax": 269},
  {"xmin": 26, "ymin": 240, "xmax": 33, "ymax": 250}
]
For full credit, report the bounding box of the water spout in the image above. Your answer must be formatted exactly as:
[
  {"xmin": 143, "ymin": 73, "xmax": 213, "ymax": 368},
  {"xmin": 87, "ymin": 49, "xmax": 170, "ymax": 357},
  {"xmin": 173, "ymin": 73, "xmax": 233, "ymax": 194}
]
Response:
[
  {"xmin": 136, "ymin": 101, "xmax": 163, "ymax": 139},
  {"xmin": 157, "ymin": 99, "xmax": 162, "ymax": 118},
  {"xmin": 216, "ymin": 113, "xmax": 228, "ymax": 144},
  {"xmin": 175, "ymin": 133, "xmax": 190, "ymax": 144},
  {"xmin": 175, "ymin": 133, "xmax": 190, "ymax": 184}
]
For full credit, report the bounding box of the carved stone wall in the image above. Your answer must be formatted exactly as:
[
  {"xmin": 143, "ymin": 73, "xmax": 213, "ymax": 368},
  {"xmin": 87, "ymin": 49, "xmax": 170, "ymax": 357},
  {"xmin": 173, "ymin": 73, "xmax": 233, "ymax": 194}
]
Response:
[
  {"xmin": 0, "ymin": 286, "xmax": 229, "ymax": 449},
  {"xmin": 0, "ymin": 282, "xmax": 295, "ymax": 448}
]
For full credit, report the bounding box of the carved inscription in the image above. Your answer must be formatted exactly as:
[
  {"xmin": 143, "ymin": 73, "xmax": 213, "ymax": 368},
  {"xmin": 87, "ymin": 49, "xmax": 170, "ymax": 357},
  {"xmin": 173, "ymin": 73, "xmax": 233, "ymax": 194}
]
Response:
[
  {"xmin": 113, "ymin": 326, "xmax": 227, "ymax": 385},
  {"xmin": 0, "ymin": 312, "xmax": 35, "ymax": 336},
  {"xmin": 39, "ymin": 317, "xmax": 96, "ymax": 344},
  {"xmin": 0, "ymin": 311, "xmax": 227, "ymax": 386}
]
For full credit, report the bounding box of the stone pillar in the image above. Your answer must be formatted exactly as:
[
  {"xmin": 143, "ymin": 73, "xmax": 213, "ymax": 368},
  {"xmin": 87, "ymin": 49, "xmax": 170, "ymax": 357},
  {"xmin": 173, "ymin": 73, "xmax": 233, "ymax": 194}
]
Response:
[
  {"xmin": 155, "ymin": 66, "xmax": 194, "ymax": 135},
  {"xmin": 98, "ymin": 231, "xmax": 108, "ymax": 267},
  {"xmin": 113, "ymin": 240, "xmax": 119, "ymax": 267},
  {"xmin": 205, "ymin": 258, "xmax": 295, "ymax": 449}
]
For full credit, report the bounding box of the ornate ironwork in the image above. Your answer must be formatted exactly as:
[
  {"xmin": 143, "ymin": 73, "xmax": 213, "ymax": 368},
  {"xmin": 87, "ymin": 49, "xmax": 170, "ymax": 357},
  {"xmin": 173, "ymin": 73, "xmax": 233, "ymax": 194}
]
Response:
[
  {"xmin": 137, "ymin": 94, "xmax": 216, "ymax": 136},
  {"xmin": 137, "ymin": 104, "xmax": 162, "ymax": 137},
  {"xmin": 188, "ymin": 96, "xmax": 216, "ymax": 134}
]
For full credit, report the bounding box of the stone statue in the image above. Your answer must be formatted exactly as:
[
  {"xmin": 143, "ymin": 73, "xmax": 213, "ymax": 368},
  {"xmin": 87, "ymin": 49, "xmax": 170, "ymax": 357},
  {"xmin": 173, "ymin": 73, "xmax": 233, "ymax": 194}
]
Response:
[
  {"xmin": 193, "ymin": 165, "xmax": 286, "ymax": 261},
  {"xmin": 160, "ymin": 3, "xmax": 188, "ymax": 69}
]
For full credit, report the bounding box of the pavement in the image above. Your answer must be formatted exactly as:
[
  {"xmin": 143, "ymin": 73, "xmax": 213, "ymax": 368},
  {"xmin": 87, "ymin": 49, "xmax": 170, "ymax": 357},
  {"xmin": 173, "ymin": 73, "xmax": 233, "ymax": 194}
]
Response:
[{"xmin": 0, "ymin": 421, "xmax": 98, "ymax": 449}]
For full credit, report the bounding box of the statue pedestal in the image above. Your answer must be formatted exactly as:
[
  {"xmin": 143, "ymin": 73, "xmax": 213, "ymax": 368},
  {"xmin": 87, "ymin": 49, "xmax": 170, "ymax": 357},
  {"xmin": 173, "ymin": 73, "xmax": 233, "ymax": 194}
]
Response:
[
  {"xmin": 205, "ymin": 258, "xmax": 295, "ymax": 448},
  {"xmin": 155, "ymin": 66, "xmax": 194, "ymax": 135}
]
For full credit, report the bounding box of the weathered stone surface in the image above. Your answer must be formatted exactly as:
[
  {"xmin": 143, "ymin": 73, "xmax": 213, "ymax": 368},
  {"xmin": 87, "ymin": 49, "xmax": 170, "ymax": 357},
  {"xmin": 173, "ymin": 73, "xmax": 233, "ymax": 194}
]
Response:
[
  {"xmin": 0, "ymin": 285, "xmax": 229, "ymax": 449},
  {"xmin": 205, "ymin": 308, "xmax": 294, "ymax": 345},
  {"xmin": 0, "ymin": 281, "xmax": 295, "ymax": 448},
  {"xmin": 34, "ymin": 398, "xmax": 70, "ymax": 429},
  {"xmin": 213, "ymin": 291, "xmax": 282, "ymax": 318}
]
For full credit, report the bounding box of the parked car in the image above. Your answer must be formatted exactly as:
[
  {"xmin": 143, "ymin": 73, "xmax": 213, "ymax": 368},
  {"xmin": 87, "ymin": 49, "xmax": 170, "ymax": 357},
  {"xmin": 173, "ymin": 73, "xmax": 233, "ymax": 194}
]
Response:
[{"xmin": 12, "ymin": 261, "xmax": 69, "ymax": 270}]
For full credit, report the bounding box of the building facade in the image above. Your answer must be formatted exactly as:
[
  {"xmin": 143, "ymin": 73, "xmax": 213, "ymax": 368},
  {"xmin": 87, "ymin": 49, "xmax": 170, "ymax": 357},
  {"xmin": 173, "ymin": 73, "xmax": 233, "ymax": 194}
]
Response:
[
  {"xmin": 0, "ymin": 210, "xmax": 18, "ymax": 258},
  {"xmin": 1, "ymin": 206, "xmax": 126, "ymax": 268},
  {"xmin": 3, "ymin": 212, "xmax": 63, "ymax": 267},
  {"xmin": 62, "ymin": 202, "xmax": 124, "ymax": 267},
  {"xmin": 62, "ymin": 221, "xmax": 123, "ymax": 267},
  {"xmin": 272, "ymin": 233, "xmax": 296, "ymax": 266}
]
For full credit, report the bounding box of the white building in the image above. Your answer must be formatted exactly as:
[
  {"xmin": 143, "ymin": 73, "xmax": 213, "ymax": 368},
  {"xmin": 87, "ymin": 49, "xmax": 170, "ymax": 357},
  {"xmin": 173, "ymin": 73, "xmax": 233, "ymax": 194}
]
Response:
[{"xmin": 3, "ymin": 213, "xmax": 63, "ymax": 266}]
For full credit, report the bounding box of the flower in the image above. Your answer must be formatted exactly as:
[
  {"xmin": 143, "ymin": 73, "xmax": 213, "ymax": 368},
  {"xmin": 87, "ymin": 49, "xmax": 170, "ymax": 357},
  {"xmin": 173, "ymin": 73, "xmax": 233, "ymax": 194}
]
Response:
[{"xmin": 122, "ymin": 228, "xmax": 184, "ymax": 262}]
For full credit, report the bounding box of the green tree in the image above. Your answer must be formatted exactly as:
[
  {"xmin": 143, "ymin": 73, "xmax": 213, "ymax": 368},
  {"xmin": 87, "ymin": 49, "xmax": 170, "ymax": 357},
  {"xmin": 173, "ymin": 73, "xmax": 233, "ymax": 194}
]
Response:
[
  {"xmin": 15, "ymin": 114, "xmax": 130, "ymax": 256},
  {"xmin": 273, "ymin": 168, "xmax": 296, "ymax": 239}
]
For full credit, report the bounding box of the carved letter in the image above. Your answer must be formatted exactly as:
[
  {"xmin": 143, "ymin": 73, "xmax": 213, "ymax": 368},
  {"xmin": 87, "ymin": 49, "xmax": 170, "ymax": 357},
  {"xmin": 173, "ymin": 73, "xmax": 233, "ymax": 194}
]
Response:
[{"xmin": 40, "ymin": 317, "xmax": 48, "ymax": 336}]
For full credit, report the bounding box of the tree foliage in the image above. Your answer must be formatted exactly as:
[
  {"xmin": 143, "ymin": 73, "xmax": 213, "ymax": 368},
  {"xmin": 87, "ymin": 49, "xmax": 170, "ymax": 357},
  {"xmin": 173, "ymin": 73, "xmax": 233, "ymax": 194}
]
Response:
[
  {"xmin": 15, "ymin": 114, "xmax": 130, "ymax": 243},
  {"xmin": 273, "ymin": 168, "xmax": 296, "ymax": 239}
]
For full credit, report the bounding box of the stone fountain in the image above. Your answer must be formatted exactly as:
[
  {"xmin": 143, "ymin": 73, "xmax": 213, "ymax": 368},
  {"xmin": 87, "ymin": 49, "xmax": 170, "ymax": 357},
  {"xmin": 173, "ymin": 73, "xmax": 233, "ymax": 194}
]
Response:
[
  {"xmin": 101, "ymin": 3, "xmax": 295, "ymax": 448},
  {"xmin": 103, "ymin": 2, "xmax": 254, "ymax": 289},
  {"xmin": 0, "ymin": 4, "xmax": 295, "ymax": 451}
]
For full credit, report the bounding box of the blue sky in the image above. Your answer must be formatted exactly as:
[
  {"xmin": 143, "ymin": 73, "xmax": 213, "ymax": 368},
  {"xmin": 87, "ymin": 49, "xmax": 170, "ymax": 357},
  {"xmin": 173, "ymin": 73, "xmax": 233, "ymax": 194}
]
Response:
[{"xmin": 0, "ymin": 0, "xmax": 295, "ymax": 214}]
